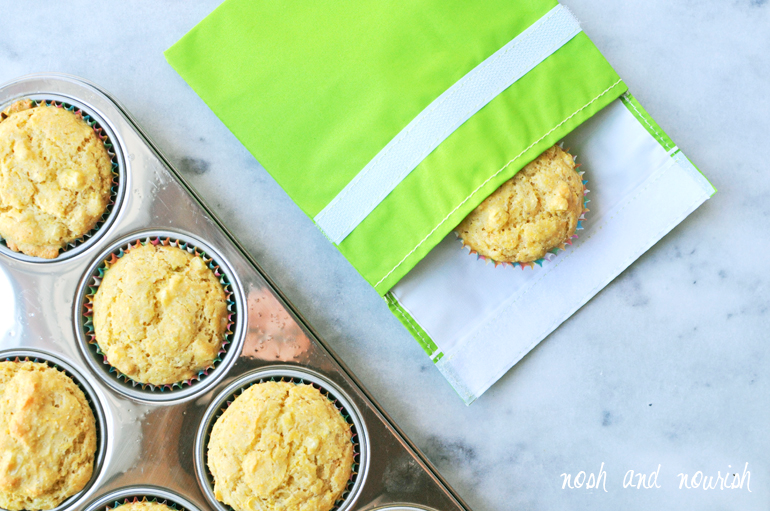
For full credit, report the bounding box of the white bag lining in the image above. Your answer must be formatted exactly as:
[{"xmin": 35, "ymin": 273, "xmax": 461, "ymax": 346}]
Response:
[{"xmin": 390, "ymin": 98, "xmax": 714, "ymax": 403}]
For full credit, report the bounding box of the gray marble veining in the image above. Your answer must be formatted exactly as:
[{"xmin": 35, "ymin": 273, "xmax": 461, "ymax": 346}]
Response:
[{"xmin": 0, "ymin": 1, "xmax": 768, "ymax": 509}]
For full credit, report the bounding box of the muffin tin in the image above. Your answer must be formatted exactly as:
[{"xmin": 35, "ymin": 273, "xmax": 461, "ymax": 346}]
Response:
[{"xmin": 0, "ymin": 74, "xmax": 469, "ymax": 511}]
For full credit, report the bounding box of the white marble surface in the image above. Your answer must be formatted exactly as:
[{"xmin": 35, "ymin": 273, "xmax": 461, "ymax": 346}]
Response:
[{"xmin": 1, "ymin": 1, "xmax": 768, "ymax": 509}]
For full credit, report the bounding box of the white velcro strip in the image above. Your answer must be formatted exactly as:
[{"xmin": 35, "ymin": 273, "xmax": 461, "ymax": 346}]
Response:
[{"xmin": 314, "ymin": 4, "xmax": 582, "ymax": 244}]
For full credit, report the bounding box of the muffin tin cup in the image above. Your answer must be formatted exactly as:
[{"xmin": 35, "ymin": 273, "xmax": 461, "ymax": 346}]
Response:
[
  {"xmin": 81, "ymin": 486, "xmax": 203, "ymax": 511},
  {"xmin": 456, "ymin": 147, "xmax": 590, "ymax": 270},
  {"xmin": 0, "ymin": 348, "xmax": 108, "ymax": 511},
  {"xmin": 74, "ymin": 229, "xmax": 246, "ymax": 404},
  {"xmin": 194, "ymin": 366, "xmax": 370, "ymax": 511},
  {"xmin": 0, "ymin": 95, "xmax": 126, "ymax": 263}
]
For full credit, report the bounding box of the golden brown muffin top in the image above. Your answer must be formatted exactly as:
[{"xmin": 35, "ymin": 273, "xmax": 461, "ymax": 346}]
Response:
[
  {"xmin": 0, "ymin": 360, "xmax": 97, "ymax": 511},
  {"xmin": 454, "ymin": 145, "xmax": 584, "ymax": 263},
  {"xmin": 207, "ymin": 381, "xmax": 354, "ymax": 511},
  {"xmin": 93, "ymin": 243, "xmax": 228, "ymax": 386},
  {"xmin": 0, "ymin": 100, "xmax": 113, "ymax": 258}
]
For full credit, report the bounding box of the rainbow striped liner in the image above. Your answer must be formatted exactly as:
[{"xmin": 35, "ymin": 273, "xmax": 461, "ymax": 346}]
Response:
[
  {"xmin": 82, "ymin": 486, "xmax": 203, "ymax": 511},
  {"xmin": 101, "ymin": 495, "xmax": 186, "ymax": 511}
]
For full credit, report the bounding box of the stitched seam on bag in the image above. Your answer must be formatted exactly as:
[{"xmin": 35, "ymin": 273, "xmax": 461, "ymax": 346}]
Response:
[
  {"xmin": 331, "ymin": 12, "xmax": 579, "ymax": 239},
  {"xmin": 374, "ymin": 78, "xmax": 624, "ymax": 290},
  {"xmin": 623, "ymin": 94, "xmax": 672, "ymax": 151},
  {"xmin": 387, "ymin": 293, "xmax": 435, "ymax": 355},
  {"xmin": 324, "ymin": 7, "xmax": 563, "ymax": 212}
]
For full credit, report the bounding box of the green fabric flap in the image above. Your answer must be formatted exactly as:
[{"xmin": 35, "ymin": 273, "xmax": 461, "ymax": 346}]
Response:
[{"xmin": 165, "ymin": 0, "xmax": 626, "ymax": 295}]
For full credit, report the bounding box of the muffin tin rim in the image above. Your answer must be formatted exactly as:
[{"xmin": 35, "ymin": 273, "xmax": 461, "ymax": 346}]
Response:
[
  {"xmin": 80, "ymin": 485, "xmax": 203, "ymax": 511},
  {"xmin": 72, "ymin": 228, "xmax": 247, "ymax": 404},
  {"xmin": 0, "ymin": 347, "xmax": 109, "ymax": 511},
  {"xmin": 193, "ymin": 365, "xmax": 371, "ymax": 511},
  {"xmin": 0, "ymin": 92, "xmax": 128, "ymax": 264}
]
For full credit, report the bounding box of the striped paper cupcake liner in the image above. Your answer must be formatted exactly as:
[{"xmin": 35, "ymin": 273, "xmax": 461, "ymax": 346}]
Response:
[
  {"xmin": 82, "ymin": 486, "xmax": 202, "ymax": 511},
  {"xmin": 102, "ymin": 495, "xmax": 186, "ymax": 511}
]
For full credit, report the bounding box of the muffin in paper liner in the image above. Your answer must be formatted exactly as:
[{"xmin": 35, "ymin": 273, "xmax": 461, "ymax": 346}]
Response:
[
  {"xmin": 0, "ymin": 354, "xmax": 105, "ymax": 450},
  {"xmin": 456, "ymin": 144, "xmax": 589, "ymax": 270},
  {"xmin": 81, "ymin": 235, "xmax": 237, "ymax": 393},
  {"xmin": 0, "ymin": 351, "xmax": 107, "ymax": 511},
  {"xmin": 0, "ymin": 98, "xmax": 122, "ymax": 260},
  {"xmin": 198, "ymin": 372, "xmax": 364, "ymax": 511},
  {"xmin": 82, "ymin": 487, "xmax": 202, "ymax": 511},
  {"xmin": 99, "ymin": 495, "xmax": 187, "ymax": 511}
]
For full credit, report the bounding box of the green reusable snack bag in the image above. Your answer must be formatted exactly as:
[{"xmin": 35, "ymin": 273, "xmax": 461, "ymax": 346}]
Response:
[
  {"xmin": 166, "ymin": 0, "xmax": 714, "ymax": 402},
  {"xmin": 166, "ymin": 0, "xmax": 625, "ymax": 293}
]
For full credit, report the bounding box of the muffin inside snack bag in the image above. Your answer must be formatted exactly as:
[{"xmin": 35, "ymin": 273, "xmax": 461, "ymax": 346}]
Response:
[
  {"xmin": 455, "ymin": 145, "xmax": 587, "ymax": 266},
  {"xmin": 166, "ymin": 0, "xmax": 715, "ymax": 402}
]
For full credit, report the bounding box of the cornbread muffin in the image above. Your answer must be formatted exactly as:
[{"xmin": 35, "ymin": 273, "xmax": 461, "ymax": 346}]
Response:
[
  {"xmin": 454, "ymin": 145, "xmax": 584, "ymax": 263},
  {"xmin": 92, "ymin": 243, "xmax": 228, "ymax": 385},
  {"xmin": 0, "ymin": 361, "xmax": 97, "ymax": 511},
  {"xmin": 0, "ymin": 100, "xmax": 113, "ymax": 258},
  {"xmin": 111, "ymin": 501, "xmax": 175, "ymax": 511},
  {"xmin": 208, "ymin": 382, "xmax": 354, "ymax": 511}
]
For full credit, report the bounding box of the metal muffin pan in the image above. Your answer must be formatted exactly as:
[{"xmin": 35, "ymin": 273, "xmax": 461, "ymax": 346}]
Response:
[
  {"xmin": 195, "ymin": 366, "xmax": 370, "ymax": 511},
  {"xmin": 0, "ymin": 74, "xmax": 468, "ymax": 511}
]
